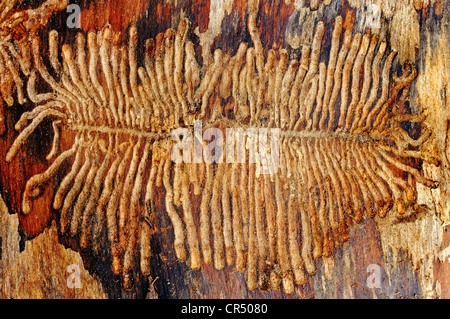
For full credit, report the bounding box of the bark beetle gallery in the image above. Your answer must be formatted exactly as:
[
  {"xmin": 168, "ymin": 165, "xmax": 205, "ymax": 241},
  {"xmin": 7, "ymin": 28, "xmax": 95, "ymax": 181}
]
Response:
[{"xmin": 0, "ymin": 0, "xmax": 443, "ymax": 295}]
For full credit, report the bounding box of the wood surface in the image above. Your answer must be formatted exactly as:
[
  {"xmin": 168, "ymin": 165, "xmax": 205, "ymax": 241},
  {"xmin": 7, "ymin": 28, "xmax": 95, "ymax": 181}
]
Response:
[{"xmin": 0, "ymin": 0, "xmax": 449, "ymax": 299}]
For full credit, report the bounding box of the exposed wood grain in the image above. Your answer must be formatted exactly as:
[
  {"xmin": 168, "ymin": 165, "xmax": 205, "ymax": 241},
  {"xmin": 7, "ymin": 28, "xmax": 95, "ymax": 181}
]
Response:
[
  {"xmin": 0, "ymin": 0, "xmax": 448, "ymax": 299},
  {"xmin": 0, "ymin": 194, "xmax": 107, "ymax": 298}
]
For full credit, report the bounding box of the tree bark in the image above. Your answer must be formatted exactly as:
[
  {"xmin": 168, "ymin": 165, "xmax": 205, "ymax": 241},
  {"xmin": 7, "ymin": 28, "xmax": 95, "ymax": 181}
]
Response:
[{"xmin": 0, "ymin": 0, "xmax": 448, "ymax": 299}]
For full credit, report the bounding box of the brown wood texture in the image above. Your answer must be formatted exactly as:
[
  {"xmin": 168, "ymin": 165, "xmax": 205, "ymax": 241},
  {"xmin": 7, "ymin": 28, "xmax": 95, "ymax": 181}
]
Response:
[{"xmin": 0, "ymin": 0, "xmax": 449, "ymax": 299}]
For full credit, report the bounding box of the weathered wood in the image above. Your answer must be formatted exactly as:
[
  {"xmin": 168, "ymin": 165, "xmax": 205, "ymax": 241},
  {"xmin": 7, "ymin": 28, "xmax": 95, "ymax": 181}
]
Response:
[{"xmin": 0, "ymin": 0, "xmax": 448, "ymax": 299}]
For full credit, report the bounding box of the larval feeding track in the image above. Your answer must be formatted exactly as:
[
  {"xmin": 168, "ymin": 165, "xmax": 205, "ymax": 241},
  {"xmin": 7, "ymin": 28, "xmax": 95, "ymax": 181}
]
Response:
[
  {"xmin": 0, "ymin": 0, "xmax": 69, "ymax": 134},
  {"xmin": 3, "ymin": 0, "xmax": 441, "ymax": 293}
]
